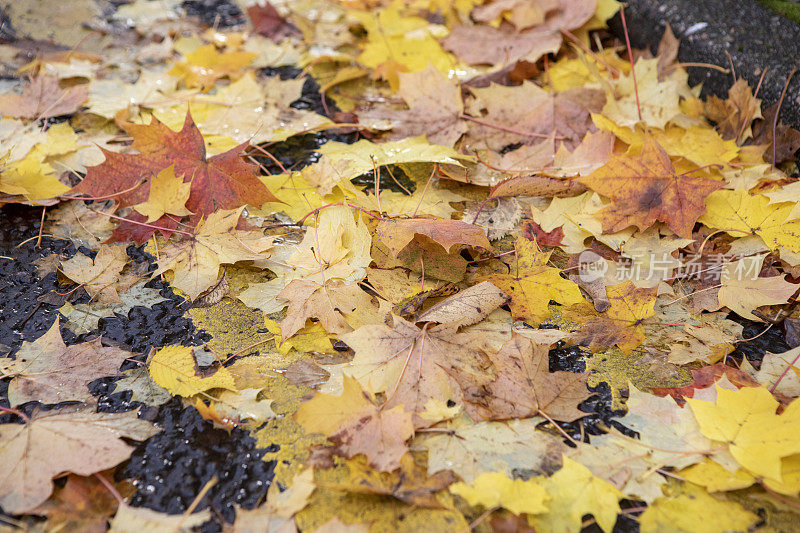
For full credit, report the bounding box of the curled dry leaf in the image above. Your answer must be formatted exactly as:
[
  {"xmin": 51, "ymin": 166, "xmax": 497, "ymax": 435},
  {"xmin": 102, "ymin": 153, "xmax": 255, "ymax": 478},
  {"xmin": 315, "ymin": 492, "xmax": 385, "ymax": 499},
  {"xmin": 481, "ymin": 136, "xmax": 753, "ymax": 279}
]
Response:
[{"xmin": 417, "ymin": 281, "xmax": 509, "ymax": 327}]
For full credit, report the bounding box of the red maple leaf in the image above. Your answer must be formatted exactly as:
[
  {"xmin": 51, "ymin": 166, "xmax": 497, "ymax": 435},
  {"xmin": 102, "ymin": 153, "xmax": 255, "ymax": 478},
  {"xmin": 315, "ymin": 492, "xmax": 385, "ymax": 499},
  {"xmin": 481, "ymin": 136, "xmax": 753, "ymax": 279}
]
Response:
[{"xmin": 73, "ymin": 112, "xmax": 278, "ymax": 241}]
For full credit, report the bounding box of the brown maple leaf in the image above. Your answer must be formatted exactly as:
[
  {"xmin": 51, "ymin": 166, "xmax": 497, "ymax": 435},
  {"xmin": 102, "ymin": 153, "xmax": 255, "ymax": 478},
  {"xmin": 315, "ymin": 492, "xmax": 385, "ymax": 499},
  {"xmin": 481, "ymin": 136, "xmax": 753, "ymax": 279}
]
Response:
[
  {"xmin": 31, "ymin": 474, "xmax": 121, "ymax": 533},
  {"xmin": 0, "ymin": 406, "xmax": 158, "ymax": 514},
  {"xmin": 704, "ymin": 79, "xmax": 762, "ymax": 144},
  {"xmin": 0, "ymin": 319, "xmax": 131, "ymax": 406},
  {"xmin": 373, "ymin": 218, "xmax": 491, "ymax": 259},
  {"xmin": 342, "ymin": 316, "xmax": 495, "ymax": 428},
  {"xmin": 566, "ymin": 282, "xmax": 658, "ymax": 353},
  {"xmin": 246, "ymin": 2, "xmax": 298, "ymax": 41},
  {"xmin": 72, "ymin": 112, "xmax": 278, "ymax": 234},
  {"xmin": 278, "ymin": 279, "xmax": 377, "ymax": 341},
  {"xmin": 460, "ymin": 334, "xmax": 590, "ymax": 422},
  {"xmin": 358, "ymin": 65, "xmax": 466, "ymax": 147},
  {"xmin": 0, "ymin": 75, "xmax": 88, "ymax": 120},
  {"xmin": 579, "ymin": 136, "xmax": 723, "ymax": 238}
]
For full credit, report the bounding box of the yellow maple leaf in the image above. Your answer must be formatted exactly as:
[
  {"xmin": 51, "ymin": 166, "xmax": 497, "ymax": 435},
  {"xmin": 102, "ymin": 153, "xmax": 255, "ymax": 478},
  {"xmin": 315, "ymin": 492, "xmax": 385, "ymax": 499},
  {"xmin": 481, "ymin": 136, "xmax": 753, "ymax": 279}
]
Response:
[
  {"xmin": 301, "ymin": 137, "xmax": 469, "ymax": 195},
  {"xmin": 530, "ymin": 456, "xmax": 623, "ymax": 533},
  {"xmin": 688, "ymin": 386, "xmax": 800, "ymax": 481},
  {"xmin": 133, "ymin": 165, "xmax": 193, "ymax": 222},
  {"xmin": 149, "ymin": 345, "xmax": 236, "ymax": 397},
  {"xmin": 295, "ymin": 375, "xmax": 414, "ymax": 471},
  {"xmin": 151, "ymin": 208, "xmax": 274, "ymax": 300},
  {"xmin": 699, "ymin": 189, "xmax": 800, "ymax": 254},
  {"xmin": 487, "ymin": 236, "xmax": 584, "ymax": 324},
  {"xmin": 449, "ymin": 471, "xmax": 549, "ymax": 515},
  {"xmin": 601, "ymin": 58, "xmax": 684, "ymax": 130},
  {"xmin": 639, "ymin": 483, "xmax": 758, "ymax": 533},
  {"xmin": 680, "ymin": 459, "xmax": 755, "ymax": 493},
  {"xmin": 350, "ymin": 8, "xmax": 456, "ymax": 90},
  {"xmin": 168, "ymin": 44, "xmax": 256, "ymax": 90}
]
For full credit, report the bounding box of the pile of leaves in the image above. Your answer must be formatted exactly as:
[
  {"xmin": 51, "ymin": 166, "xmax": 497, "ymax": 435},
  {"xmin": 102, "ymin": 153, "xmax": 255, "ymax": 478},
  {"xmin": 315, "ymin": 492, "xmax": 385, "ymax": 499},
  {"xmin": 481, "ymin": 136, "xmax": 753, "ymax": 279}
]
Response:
[{"xmin": 3, "ymin": 0, "xmax": 800, "ymax": 530}]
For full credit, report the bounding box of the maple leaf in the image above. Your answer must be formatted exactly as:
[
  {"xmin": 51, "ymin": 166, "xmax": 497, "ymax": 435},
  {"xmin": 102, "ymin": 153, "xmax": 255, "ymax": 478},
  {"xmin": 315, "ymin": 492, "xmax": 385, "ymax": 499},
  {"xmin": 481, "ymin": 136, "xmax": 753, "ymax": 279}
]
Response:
[
  {"xmin": 278, "ymin": 279, "xmax": 377, "ymax": 341},
  {"xmin": 579, "ymin": 136, "xmax": 723, "ymax": 238},
  {"xmin": 416, "ymin": 281, "xmax": 509, "ymax": 327},
  {"xmin": 358, "ymin": 65, "xmax": 466, "ymax": 147},
  {"xmin": 717, "ymin": 257, "xmax": 798, "ymax": 320},
  {"xmin": 601, "ymin": 58, "xmax": 684, "ymax": 129},
  {"xmin": 59, "ymin": 244, "xmax": 130, "ymax": 303},
  {"xmin": 110, "ymin": 504, "xmax": 211, "ymax": 533},
  {"xmin": 72, "ymin": 112, "xmax": 278, "ymax": 229},
  {"xmin": 149, "ymin": 345, "xmax": 236, "ymax": 397},
  {"xmin": 151, "ymin": 208, "xmax": 274, "ymax": 300},
  {"xmin": 300, "ymin": 137, "xmax": 469, "ymax": 195},
  {"xmin": 449, "ymin": 472, "xmax": 549, "ymax": 515},
  {"xmin": 31, "ymin": 474, "xmax": 120, "ymax": 533},
  {"xmin": 295, "ymin": 375, "xmax": 414, "ymax": 471},
  {"xmin": 168, "ymin": 44, "xmax": 256, "ymax": 90},
  {"xmin": 0, "ymin": 75, "xmax": 88, "ymax": 119},
  {"xmin": 704, "ymin": 79, "xmax": 762, "ymax": 144},
  {"xmin": 335, "ymin": 454, "xmax": 456, "ymax": 508},
  {"xmin": 568, "ymin": 282, "xmax": 658, "ymax": 353},
  {"xmin": 373, "ymin": 218, "xmax": 491, "ymax": 258},
  {"xmin": 529, "ymin": 457, "xmax": 624, "ymax": 533},
  {"xmin": 341, "ymin": 316, "xmax": 494, "ymax": 427},
  {"xmin": 247, "ymin": 2, "xmax": 296, "ymax": 41},
  {"xmin": 0, "ymin": 319, "xmax": 131, "ymax": 406},
  {"xmin": 638, "ymin": 483, "xmax": 758, "ymax": 533},
  {"xmin": 688, "ymin": 386, "xmax": 800, "ymax": 481},
  {"xmin": 132, "ymin": 165, "xmax": 192, "ymax": 222},
  {"xmin": 0, "ymin": 406, "xmax": 158, "ymax": 514},
  {"xmin": 422, "ymin": 418, "xmax": 568, "ymax": 482},
  {"xmin": 461, "ymin": 333, "xmax": 591, "ymax": 422},
  {"xmin": 611, "ymin": 386, "xmax": 717, "ymax": 471},
  {"xmin": 443, "ymin": 24, "xmax": 562, "ymax": 67},
  {"xmin": 486, "ymin": 236, "xmax": 583, "ymax": 324},
  {"xmin": 699, "ymin": 189, "xmax": 800, "ymax": 255}
]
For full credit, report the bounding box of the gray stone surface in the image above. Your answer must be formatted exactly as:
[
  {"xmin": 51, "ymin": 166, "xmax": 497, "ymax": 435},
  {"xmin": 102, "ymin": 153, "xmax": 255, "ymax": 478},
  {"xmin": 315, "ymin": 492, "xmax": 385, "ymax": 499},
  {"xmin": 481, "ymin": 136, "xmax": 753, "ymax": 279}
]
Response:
[{"xmin": 608, "ymin": 0, "xmax": 800, "ymax": 127}]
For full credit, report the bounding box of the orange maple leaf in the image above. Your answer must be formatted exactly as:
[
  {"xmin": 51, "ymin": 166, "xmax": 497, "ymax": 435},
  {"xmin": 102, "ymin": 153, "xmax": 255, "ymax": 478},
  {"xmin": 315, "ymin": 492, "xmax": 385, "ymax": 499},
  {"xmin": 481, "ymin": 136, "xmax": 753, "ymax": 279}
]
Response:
[
  {"xmin": 579, "ymin": 137, "xmax": 723, "ymax": 238},
  {"xmin": 73, "ymin": 112, "xmax": 278, "ymax": 239}
]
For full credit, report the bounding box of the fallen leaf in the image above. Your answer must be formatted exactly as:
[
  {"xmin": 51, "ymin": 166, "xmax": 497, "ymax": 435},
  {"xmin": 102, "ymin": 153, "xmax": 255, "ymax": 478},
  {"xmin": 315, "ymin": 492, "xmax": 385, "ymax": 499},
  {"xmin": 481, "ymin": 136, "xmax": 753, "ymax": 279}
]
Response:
[
  {"xmin": 638, "ymin": 483, "xmax": 758, "ymax": 533},
  {"xmin": 417, "ymin": 281, "xmax": 508, "ymax": 327},
  {"xmin": 0, "ymin": 75, "xmax": 88, "ymax": 119},
  {"xmin": 342, "ymin": 316, "xmax": 494, "ymax": 427},
  {"xmin": 529, "ymin": 456, "xmax": 623, "ymax": 533},
  {"xmin": 688, "ymin": 385, "xmax": 800, "ymax": 480},
  {"xmin": 73, "ymin": 112, "xmax": 278, "ymax": 230},
  {"xmin": 0, "ymin": 406, "xmax": 158, "ymax": 514},
  {"xmin": 132, "ymin": 165, "xmax": 193, "ymax": 222},
  {"xmin": 295, "ymin": 375, "xmax": 414, "ymax": 471},
  {"xmin": 373, "ymin": 218, "xmax": 491, "ymax": 258},
  {"xmin": 461, "ymin": 333, "xmax": 591, "ymax": 422},
  {"xmin": 152, "ymin": 208, "xmax": 274, "ymax": 300},
  {"xmin": 579, "ymin": 136, "xmax": 723, "ymax": 238},
  {"xmin": 110, "ymin": 503, "xmax": 210, "ymax": 532},
  {"xmin": 358, "ymin": 65, "xmax": 466, "ymax": 147},
  {"xmin": 422, "ymin": 418, "xmax": 567, "ymax": 482},
  {"xmin": 486, "ymin": 236, "xmax": 583, "ymax": 323},
  {"xmin": 449, "ymin": 471, "xmax": 549, "ymax": 515},
  {"xmin": 149, "ymin": 345, "xmax": 236, "ymax": 397},
  {"xmin": 336, "ymin": 454, "xmax": 456, "ymax": 508},
  {"xmin": 0, "ymin": 318, "xmax": 131, "ymax": 406},
  {"xmin": 60, "ymin": 244, "xmax": 130, "ymax": 303}
]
